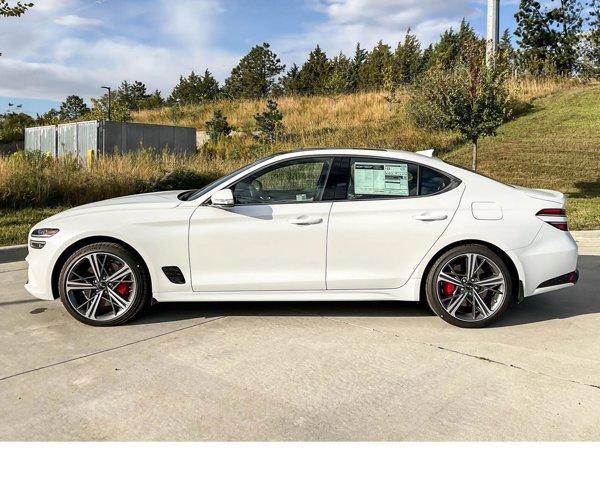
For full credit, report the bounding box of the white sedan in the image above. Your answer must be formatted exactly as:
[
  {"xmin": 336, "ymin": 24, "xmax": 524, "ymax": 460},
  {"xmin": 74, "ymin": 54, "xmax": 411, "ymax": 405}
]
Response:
[{"xmin": 25, "ymin": 148, "xmax": 578, "ymax": 327}]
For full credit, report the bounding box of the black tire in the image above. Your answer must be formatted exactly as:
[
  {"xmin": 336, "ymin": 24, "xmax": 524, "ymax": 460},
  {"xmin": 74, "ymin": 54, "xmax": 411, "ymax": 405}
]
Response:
[
  {"xmin": 425, "ymin": 244, "xmax": 513, "ymax": 328},
  {"xmin": 58, "ymin": 242, "xmax": 151, "ymax": 326}
]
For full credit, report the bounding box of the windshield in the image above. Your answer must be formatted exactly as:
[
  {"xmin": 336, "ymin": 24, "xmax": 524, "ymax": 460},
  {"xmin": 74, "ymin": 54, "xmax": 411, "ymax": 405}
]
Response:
[{"xmin": 181, "ymin": 154, "xmax": 277, "ymax": 201}]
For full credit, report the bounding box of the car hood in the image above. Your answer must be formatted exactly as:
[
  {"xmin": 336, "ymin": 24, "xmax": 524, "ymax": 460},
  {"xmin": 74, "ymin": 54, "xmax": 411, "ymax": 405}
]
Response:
[
  {"xmin": 512, "ymin": 186, "xmax": 565, "ymax": 205},
  {"xmin": 42, "ymin": 191, "xmax": 186, "ymax": 223}
]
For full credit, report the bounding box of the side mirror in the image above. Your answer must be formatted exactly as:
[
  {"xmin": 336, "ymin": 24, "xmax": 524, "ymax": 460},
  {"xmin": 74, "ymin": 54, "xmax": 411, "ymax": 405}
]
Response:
[{"xmin": 210, "ymin": 188, "xmax": 234, "ymax": 207}]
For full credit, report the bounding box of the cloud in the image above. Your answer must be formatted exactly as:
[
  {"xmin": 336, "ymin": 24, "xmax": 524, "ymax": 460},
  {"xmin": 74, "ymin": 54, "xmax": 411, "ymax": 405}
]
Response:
[
  {"xmin": 274, "ymin": 0, "xmax": 481, "ymax": 63},
  {"xmin": 0, "ymin": 0, "xmax": 238, "ymax": 102},
  {"xmin": 54, "ymin": 14, "xmax": 102, "ymax": 27}
]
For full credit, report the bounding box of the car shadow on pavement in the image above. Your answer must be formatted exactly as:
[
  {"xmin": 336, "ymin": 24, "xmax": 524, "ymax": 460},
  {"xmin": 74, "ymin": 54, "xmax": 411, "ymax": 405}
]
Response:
[{"xmin": 131, "ymin": 255, "xmax": 600, "ymax": 328}]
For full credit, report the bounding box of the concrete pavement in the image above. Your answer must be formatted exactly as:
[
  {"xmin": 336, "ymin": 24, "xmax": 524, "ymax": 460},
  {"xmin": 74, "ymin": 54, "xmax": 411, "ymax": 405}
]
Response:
[{"xmin": 1, "ymin": 246, "xmax": 599, "ymax": 440}]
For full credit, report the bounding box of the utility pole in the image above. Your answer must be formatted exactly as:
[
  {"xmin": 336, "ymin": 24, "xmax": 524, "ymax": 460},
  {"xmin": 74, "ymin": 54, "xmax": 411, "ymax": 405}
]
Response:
[
  {"xmin": 101, "ymin": 86, "xmax": 111, "ymax": 121},
  {"xmin": 486, "ymin": 0, "xmax": 500, "ymax": 66}
]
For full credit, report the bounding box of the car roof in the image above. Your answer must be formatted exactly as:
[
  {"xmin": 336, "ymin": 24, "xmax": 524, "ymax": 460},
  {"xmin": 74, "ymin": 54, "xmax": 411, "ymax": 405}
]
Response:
[{"xmin": 272, "ymin": 147, "xmax": 446, "ymax": 168}]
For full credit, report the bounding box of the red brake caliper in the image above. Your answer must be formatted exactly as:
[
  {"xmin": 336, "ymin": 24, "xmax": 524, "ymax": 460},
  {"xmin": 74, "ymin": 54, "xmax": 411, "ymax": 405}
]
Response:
[
  {"xmin": 115, "ymin": 282, "xmax": 130, "ymax": 297},
  {"xmin": 442, "ymin": 282, "xmax": 456, "ymax": 296}
]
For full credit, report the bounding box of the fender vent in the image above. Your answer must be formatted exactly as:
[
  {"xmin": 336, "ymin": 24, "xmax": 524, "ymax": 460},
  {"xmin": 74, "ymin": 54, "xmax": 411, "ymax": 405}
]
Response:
[{"xmin": 162, "ymin": 266, "xmax": 186, "ymax": 284}]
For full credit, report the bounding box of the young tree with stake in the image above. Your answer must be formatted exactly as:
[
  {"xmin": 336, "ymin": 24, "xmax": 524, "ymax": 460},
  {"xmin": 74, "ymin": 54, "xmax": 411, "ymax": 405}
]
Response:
[{"xmin": 408, "ymin": 40, "xmax": 510, "ymax": 171}]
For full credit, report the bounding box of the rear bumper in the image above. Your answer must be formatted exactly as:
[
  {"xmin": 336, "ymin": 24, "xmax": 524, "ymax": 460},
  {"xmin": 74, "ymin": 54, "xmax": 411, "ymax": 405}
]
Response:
[{"xmin": 512, "ymin": 223, "xmax": 578, "ymax": 297}]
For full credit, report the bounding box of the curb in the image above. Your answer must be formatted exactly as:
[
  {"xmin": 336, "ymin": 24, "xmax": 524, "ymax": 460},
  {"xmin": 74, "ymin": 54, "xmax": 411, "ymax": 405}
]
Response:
[
  {"xmin": 0, "ymin": 244, "xmax": 28, "ymax": 264},
  {"xmin": 1, "ymin": 231, "xmax": 599, "ymax": 264}
]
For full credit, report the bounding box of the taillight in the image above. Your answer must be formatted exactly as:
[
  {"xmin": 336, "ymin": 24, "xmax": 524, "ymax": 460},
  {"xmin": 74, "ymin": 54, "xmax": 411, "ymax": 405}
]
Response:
[{"xmin": 536, "ymin": 208, "xmax": 568, "ymax": 231}]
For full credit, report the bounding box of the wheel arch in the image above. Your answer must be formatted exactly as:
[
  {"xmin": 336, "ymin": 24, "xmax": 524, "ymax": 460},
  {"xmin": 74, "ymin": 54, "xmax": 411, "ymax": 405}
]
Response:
[
  {"xmin": 51, "ymin": 235, "xmax": 152, "ymax": 299},
  {"xmin": 418, "ymin": 239, "xmax": 522, "ymax": 302}
]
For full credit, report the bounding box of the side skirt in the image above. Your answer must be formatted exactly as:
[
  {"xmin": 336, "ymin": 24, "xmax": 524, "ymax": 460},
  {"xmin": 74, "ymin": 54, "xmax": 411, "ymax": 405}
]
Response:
[{"xmin": 153, "ymin": 279, "xmax": 420, "ymax": 303}]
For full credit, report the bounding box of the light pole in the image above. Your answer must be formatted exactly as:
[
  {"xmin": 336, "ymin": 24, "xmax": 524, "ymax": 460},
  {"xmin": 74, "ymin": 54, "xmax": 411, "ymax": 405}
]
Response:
[
  {"xmin": 486, "ymin": 0, "xmax": 500, "ymax": 66},
  {"xmin": 101, "ymin": 86, "xmax": 111, "ymax": 121}
]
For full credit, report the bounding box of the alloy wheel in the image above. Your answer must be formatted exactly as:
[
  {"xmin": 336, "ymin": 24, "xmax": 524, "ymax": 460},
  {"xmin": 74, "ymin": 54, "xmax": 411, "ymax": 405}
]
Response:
[
  {"xmin": 436, "ymin": 253, "xmax": 506, "ymax": 322},
  {"xmin": 65, "ymin": 252, "xmax": 137, "ymax": 322}
]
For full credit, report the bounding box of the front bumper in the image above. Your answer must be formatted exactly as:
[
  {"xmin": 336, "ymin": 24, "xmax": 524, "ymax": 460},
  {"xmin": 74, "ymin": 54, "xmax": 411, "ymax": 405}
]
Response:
[{"xmin": 24, "ymin": 243, "xmax": 57, "ymax": 301}]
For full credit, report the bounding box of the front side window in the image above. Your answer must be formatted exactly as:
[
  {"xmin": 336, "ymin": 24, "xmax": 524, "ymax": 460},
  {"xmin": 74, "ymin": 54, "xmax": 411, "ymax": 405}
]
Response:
[{"xmin": 233, "ymin": 157, "xmax": 333, "ymax": 205}]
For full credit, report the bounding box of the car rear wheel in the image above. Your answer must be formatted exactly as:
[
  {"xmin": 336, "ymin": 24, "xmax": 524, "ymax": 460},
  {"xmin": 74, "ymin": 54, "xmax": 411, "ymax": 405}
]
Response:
[
  {"xmin": 58, "ymin": 242, "xmax": 151, "ymax": 326},
  {"xmin": 425, "ymin": 244, "xmax": 512, "ymax": 328}
]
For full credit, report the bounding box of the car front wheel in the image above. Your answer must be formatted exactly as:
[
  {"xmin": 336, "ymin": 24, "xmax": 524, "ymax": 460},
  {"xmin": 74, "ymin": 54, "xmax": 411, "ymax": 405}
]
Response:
[
  {"xmin": 58, "ymin": 242, "xmax": 151, "ymax": 326},
  {"xmin": 425, "ymin": 244, "xmax": 513, "ymax": 328}
]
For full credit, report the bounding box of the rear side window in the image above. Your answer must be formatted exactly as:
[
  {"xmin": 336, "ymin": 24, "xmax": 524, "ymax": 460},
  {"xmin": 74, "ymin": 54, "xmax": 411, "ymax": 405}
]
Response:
[
  {"xmin": 346, "ymin": 157, "xmax": 453, "ymax": 200},
  {"xmin": 420, "ymin": 165, "xmax": 452, "ymax": 195}
]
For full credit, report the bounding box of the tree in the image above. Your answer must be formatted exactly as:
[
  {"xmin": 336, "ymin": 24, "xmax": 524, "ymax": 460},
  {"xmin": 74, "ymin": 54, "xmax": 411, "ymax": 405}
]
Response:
[
  {"xmin": 169, "ymin": 70, "xmax": 220, "ymax": 105},
  {"xmin": 36, "ymin": 108, "xmax": 60, "ymax": 125},
  {"xmin": 223, "ymin": 43, "xmax": 285, "ymax": 99},
  {"xmin": 349, "ymin": 42, "xmax": 368, "ymax": 91},
  {"xmin": 281, "ymin": 63, "xmax": 302, "ymax": 94},
  {"xmin": 89, "ymin": 91, "xmax": 131, "ymax": 121},
  {"xmin": 360, "ymin": 41, "xmax": 394, "ymax": 90},
  {"xmin": 497, "ymin": 29, "xmax": 517, "ymax": 75},
  {"xmin": 205, "ymin": 109, "xmax": 233, "ymax": 141},
  {"xmin": 1, "ymin": 1, "xmax": 33, "ymax": 56},
  {"xmin": 325, "ymin": 52, "xmax": 353, "ymax": 95},
  {"xmin": 581, "ymin": 0, "xmax": 600, "ymax": 76},
  {"xmin": 143, "ymin": 89, "xmax": 165, "ymax": 110},
  {"xmin": 408, "ymin": 40, "xmax": 510, "ymax": 171},
  {"xmin": 394, "ymin": 29, "xmax": 424, "ymax": 85},
  {"xmin": 117, "ymin": 80, "xmax": 150, "ymax": 111},
  {"xmin": 514, "ymin": 0, "xmax": 584, "ymax": 75},
  {"xmin": 254, "ymin": 99, "xmax": 284, "ymax": 142},
  {"xmin": 429, "ymin": 20, "xmax": 483, "ymax": 68},
  {"xmin": 297, "ymin": 45, "xmax": 331, "ymax": 94},
  {"xmin": 0, "ymin": 0, "xmax": 32, "ymax": 17},
  {"xmin": 59, "ymin": 95, "xmax": 89, "ymax": 121},
  {"xmin": 548, "ymin": 0, "xmax": 584, "ymax": 74},
  {"xmin": 0, "ymin": 111, "xmax": 35, "ymax": 142}
]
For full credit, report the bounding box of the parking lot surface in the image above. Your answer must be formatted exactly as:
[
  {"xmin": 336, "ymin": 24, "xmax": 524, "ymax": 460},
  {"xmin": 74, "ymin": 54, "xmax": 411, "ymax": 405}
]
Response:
[{"xmin": 1, "ymin": 247, "xmax": 599, "ymax": 440}]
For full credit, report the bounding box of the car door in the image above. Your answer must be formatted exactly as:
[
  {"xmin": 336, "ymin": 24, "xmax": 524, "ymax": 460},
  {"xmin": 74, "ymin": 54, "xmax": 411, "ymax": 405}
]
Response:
[
  {"xmin": 189, "ymin": 157, "xmax": 334, "ymax": 292},
  {"xmin": 326, "ymin": 156, "xmax": 464, "ymax": 290}
]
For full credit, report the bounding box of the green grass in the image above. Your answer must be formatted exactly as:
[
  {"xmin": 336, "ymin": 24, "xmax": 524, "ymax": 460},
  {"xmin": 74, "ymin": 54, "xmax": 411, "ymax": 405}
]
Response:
[
  {"xmin": 444, "ymin": 83, "xmax": 600, "ymax": 230},
  {"xmin": 0, "ymin": 207, "xmax": 65, "ymax": 247}
]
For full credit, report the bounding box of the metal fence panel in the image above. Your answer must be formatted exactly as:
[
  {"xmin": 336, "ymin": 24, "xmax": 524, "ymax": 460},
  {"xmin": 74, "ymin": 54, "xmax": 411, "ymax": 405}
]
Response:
[
  {"xmin": 101, "ymin": 121, "xmax": 195, "ymax": 155},
  {"xmin": 77, "ymin": 121, "xmax": 99, "ymax": 166},
  {"xmin": 24, "ymin": 125, "xmax": 56, "ymax": 156},
  {"xmin": 57, "ymin": 123, "xmax": 76, "ymax": 158}
]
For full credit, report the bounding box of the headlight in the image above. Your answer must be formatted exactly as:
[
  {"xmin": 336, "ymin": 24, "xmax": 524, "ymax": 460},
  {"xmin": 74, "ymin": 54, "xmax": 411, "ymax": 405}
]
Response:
[{"xmin": 31, "ymin": 228, "xmax": 60, "ymax": 238}]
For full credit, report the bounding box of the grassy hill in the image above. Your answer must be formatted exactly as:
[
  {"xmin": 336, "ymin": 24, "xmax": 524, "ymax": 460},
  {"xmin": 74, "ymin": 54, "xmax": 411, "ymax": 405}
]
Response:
[{"xmin": 0, "ymin": 78, "xmax": 597, "ymax": 246}]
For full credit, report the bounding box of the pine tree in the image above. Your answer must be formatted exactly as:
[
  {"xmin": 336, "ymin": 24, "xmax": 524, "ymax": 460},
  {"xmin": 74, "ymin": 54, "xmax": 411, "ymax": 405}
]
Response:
[
  {"xmin": 515, "ymin": 0, "xmax": 557, "ymax": 74},
  {"xmin": 254, "ymin": 99, "xmax": 284, "ymax": 142},
  {"xmin": 36, "ymin": 108, "xmax": 60, "ymax": 126},
  {"xmin": 581, "ymin": 0, "xmax": 600, "ymax": 76},
  {"xmin": 349, "ymin": 43, "xmax": 368, "ymax": 91},
  {"xmin": 297, "ymin": 45, "xmax": 331, "ymax": 94},
  {"xmin": 59, "ymin": 95, "xmax": 90, "ymax": 121},
  {"xmin": 430, "ymin": 20, "xmax": 483, "ymax": 68},
  {"xmin": 281, "ymin": 63, "xmax": 302, "ymax": 94},
  {"xmin": 117, "ymin": 80, "xmax": 150, "ymax": 111},
  {"xmin": 497, "ymin": 29, "xmax": 516, "ymax": 75},
  {"xmin": 205, "ymin": 110, "xmax": 233, "ymax": 141},
  {"xmin": 325, "ymin": 52, "xmax": 352, "ymax": 95},
  {"xmin": 223, "ymin": 43, "xmax": 285, "ymax": 99},
  {"xmin": 360, "ymin": 41, "xmax": 394, "ymax": 90},
  {"xmin": 547, "ymin": 0, "xmax": 584, "ymax": 74},
  {"xmin": 169, "ymin": 70, "xmax": 220, "ymax": 105},
  {"xmin": 394, "ymin": 29, "xmax": 423, "ymax": 84}
]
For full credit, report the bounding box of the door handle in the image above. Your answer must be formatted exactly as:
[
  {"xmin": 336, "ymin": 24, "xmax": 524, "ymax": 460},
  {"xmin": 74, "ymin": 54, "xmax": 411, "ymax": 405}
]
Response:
[
  {"xmin": 413, "ymin": 213, "xmax": 448, "ymax": 222},
  {"xmin": 289, "ymin": 216, "xmax": 323, "ymax": 225}
]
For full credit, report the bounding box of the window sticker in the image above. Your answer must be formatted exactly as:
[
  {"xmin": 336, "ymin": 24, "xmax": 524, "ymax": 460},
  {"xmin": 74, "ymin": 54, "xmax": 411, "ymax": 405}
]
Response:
[{"xmin": 353, "ymin": 162, "xmax": 409, "ymax": 196}]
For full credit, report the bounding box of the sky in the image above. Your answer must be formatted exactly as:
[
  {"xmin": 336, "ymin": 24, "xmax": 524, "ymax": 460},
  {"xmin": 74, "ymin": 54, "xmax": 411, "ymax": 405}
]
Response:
[{"xmin": 0, "ymin": 0, "xmax": 522, "ymax": 115}]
